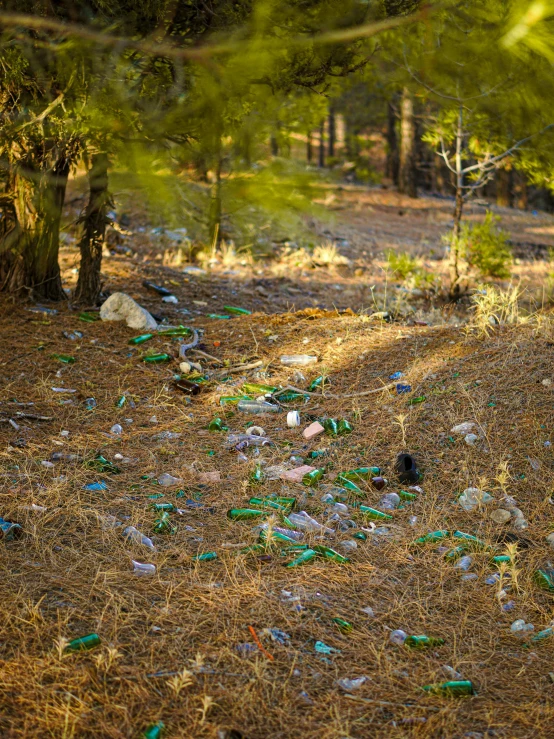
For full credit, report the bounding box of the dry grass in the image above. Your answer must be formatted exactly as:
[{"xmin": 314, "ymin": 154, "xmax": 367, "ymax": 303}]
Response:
[{"xmin": 2, "ymin": 291, "xmax": 554, "ymax": 738}]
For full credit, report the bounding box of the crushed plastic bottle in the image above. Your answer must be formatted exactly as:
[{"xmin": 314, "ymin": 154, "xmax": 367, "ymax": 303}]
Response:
[
  {"xmin": 458, "ymin": 488, "xmax": 493, "ymax": 511},
  {"xmin": 336, "ymin": 676, "xmax": 368, "ymax": 691},
  {"xmin": 280, "ymin": 355, "xmax": 318, "ymax": 366},
  {"xmin": 157, "ymin": 473, "xmax": 183, "ymax": 487},
  {"xmin": 510, "ymin": 619, "xmax": 534, "ymax": 635},
  {"xmin": 379, "ymin": 492, "xmax": 401, "ymax": 510},
  {"xmin": 123, "ymin": 526, "xmax": 156, "ymax": 550},
  {"xmin": 110, "ymin": 423, "xmax": 123, "ymax": 435},
  {"xmin": 455, "ymin": 555, "xmax": 473, "ymax": 571},
  {"xmin": 132, "ymin": 560, "xmax": 156, "ymax": 576}
]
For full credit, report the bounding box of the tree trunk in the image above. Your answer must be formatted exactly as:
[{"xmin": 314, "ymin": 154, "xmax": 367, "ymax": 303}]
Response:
[
  {"xmin": 0, "ymin": 158, "xmax": 69, "ymax": 300},
  {"xmin": 496, "ymin": 167, "xmax": 512, "ymax": 207},
  {"xmin": 307, "ymin": 131, "xmax": 313, "ymax": 163},
  {"xmin": 386, "ymin": 101, "xmax": 399, "ymax": 186},
  {"xmin": 74, "ymin": 153, "xmax": 110, "ymax": 305},
  {"xmin": 270, "ymin": 133, "xmax": 279, "ymax": 157},
  {"xmin": 318, "ymin": 120, "xmax": 325, "ymax": 168},
  {"xmin": 449, "ymin": 107, "xmax": 467, "ymax": 300},
  {"xmin": 513, "ymin": 170, "xmax": 528, "ymax": 210},
  {"xmin": 398, "ymin": 87, "xmax": 417, "ymax": 198},
  {"xmin": 328, "ymin": 109, "xmax": 336, "ymax": 158},
  {"xmin": 208, "ymin": 155, "xmax": 222, "ymax": 248}
]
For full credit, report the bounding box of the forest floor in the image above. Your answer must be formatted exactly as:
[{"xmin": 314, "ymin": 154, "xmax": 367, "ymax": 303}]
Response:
[{"xmin": 2, "ymin": 180, "xmax": 554, "ymax": 738}]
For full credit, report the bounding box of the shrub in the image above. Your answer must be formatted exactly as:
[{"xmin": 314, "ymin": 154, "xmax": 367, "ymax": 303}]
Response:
[
  {"xmin": 386, "ymin": 250, "xmax": 419, "ymax": 280},
  {"xmin": 460, "ymin": 211, "xmax": 512, "ymax": 279}
]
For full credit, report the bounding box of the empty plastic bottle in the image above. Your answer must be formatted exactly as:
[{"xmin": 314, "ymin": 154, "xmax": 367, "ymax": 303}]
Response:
[
  {"xmin": 510, "ymin": 619, "xmax": 534, "ymax": 634},
  {"xmin": 280, "ymin": 355, "xmax": 318, "ymax": 366},
  {"xmin": 339, "ymin": 539, "xmax": 358, "ymax": 553},
  {"xmin": 379, "ymin": 493, "xmax": 401, "ymax": 510},
  {"xmin": 0, "ymin": 518, "xmax": 23, "ymax": 540},
  {"xmin": 237, "ymin": 399, "xmax": 279, "ymax": 414},
  {"xmin": 110, "ymin": 423, "xmax": 123, "ymax": 435},
  {"xmin": 123, "ymin": 526, "xmax": 156, "ymax": 550},
  {"xmin": 422, "ymin": 680, "xmax": 474, "ymax": 696},
  {"xmin": 331, "ymin": 502, "xmax": 349, "ymax": 515},
  {"xmin": 132, "ymin": 560, "xmax": 156, "ymax": 576},
  {"xmin": 65, "ymin": 633, "xmax": 101, "ymax": 652},
  {"xmin": 288, "ymin": 511, "xmax": 334, "ymax": 534},
  {"xmin": 390, "ymin": 629, "xmax": 408, "ymax": 645},
  {"xmin": 455, "ymin": 555, "xmax": 473, "ymax": 571},
  {"xmin": 157, "ymin": 473, "xmax": 182, "ymax": 487},
  {"xmin": 337, "ymin": 676, "xmax": 368, "ymax": 691}
]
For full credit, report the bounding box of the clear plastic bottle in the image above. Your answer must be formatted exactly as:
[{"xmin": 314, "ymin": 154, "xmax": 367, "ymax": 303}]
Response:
[
  {"xmin": 123, "ymin": 526, "xmax": 156, "ymax": 550},
  {"xmin": 390, "ymin": 629, "xmax": 407, "ymax": 645},
  {"xmin": 339, "ymin": 539, "xmax": 358, "ymax": 553},
  {"xmin": 455, "ymin": 555, "xmax": 473, "ymax": 571},
  {"xmin": 288, "ymin": 511, "xmax": 334, "ymax": 534},
  {"xmin": 237, "ymin": 399, "xmax": 280, "ymax": 414},
  {"xmin": 379, "ymin": 492, "xmax": 401, "ymax": 510},
  {"xmin": 132, "ymin": 560, "xmax": 156, "ymax": 575},
  {"xmin": 110, "ymin": 423, "xmax": 123, "ymax": 435},
  {"xmin": 331, "ymin": 502, "xmax": 349, "ymax": 515},
  {"xmin": 280, "ymin": 355, "xmax": 318, "ymax": 366},
  {"xmin": 157, "ymin": 473, "xmax": 183, "ymax": 487}
]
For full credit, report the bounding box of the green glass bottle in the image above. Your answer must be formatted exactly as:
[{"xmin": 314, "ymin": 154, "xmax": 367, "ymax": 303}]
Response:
[
  {"xmin": 353, "ymin": 531, "xmax": 367, "ymax": 541},
  {"xmin": 219, "ymin": 395, "xmax": 251, "ymax": 405},
  {"xmin": 453, "ymin": 531, "xmax": 488, "ymax": 549},
  {"xmin": 308, "ymin": 376, "xmax": 328, "ymax": 392},
  {"xmin": 259, "ymin": 529, "xmax": 297, "ymax": 545},
  {"xmin": 224, "ymin": 305, "xmax": 251, "ymax": 315},
  {"xmin": 534, "ymin": 569, "xmax": 554, "ymax": 591},
  {"xmin": 143, "ymin": 722, "xmax": 164, "ymax": 739},
  {"xmin": 87, "ymin": 455, "xmax": 120, "ymax": 474},
  {"xmin": 153, "ymin": 511, "xmax": 176, "ymax": 534},
  {"xmin": 491, "ymin": 555, "xmax": 511, "ymax": 565},
  {"xmin": 192, "ymin": 552, "xmax": 217, "ymax": 562},
  {"xmin": 405, "ymin": 635, "xmax": 445, "ymax": 648},
  {"xmin": 116, "ymin": 394, "xmax": 127, "ymax": 407},
  {"xmin": 334, "ymin": 475, "xmax": 363, "ymax": 494},
  {"xmin": 358, "ymin": 505, "xmax": 393, "ymax": 521},
  {"xmin": 322, "ymin": 418, "xmax": 339, "ymax": 436},
  {"xmin": 52, "ymin": 354, "xmax": 75, "ymax": 364},
  {"xmin": 408, "ymin": 395, "xmax": 426, "ymax": 405},
  {"xmin": 399, "ymin": 489, "xmax": 417, "ymax": 501},
  {"xmin": 286, "ymin": 549, "xmax": 317, "ymax": 567},
  {"xmin": 337, "ymin": 419, "xmax": 353, "ymax": 435},
  {"xmin": 333, "ymin": 617, "xmax": 353, "ymax": 634},
  {"xmin": 248, "ymin": 497, "xmax": 287, "ymax": 512},
  {"xmin": 158, "ymin": 326, "xmax": 191, "ymax": 337},
  {"xmin": 275, "ymin": 391, "xmax": 310, "ymax": 403},
  {"xmin": 444, "ymin": 546, "xmax": 467, "ymax": 561},
  {"xmin": 65, "ymin": 633, "xmax": 101, "ymax": 652},
  {"xmin": 303, "ymin": 469, "xmax": 324, "ymax": 487},
  {"xmin": 242, "ymin": 383, "xmax": 277, "ymax": 394},
  {"xmin": 341, "ymin": 467, "xmax": 381, "ymax": 481},
  {"xmin": 79, "ymin": 311, "xmax": 100, "ymax": 322},
  {"xmin": 422, "ymin": 680, "xmax": 474, "ymax": 696},
  {"xmin": 282, "ymin": 544, "xmax": 309, "ymax": 554},
  {"xmin": 128, "ymin": 334, "xmax": 153, "ymax": 345},
  {"xmin": 207, "ymin": 417, "xmax": 227, "ymax": 432},
  {"xmin": 207, "ymin": 313, "xmax": 231, "ymax": 319},
  {"xmin": 143, "ymin": 353, "xmax": 171, "ymax": 363},
  {"xmin": 307, "ymin": 450, "xmax": 327, "ymax": 459},
  {"xmin": 239, "ymin": 544, "xmax": 266, "ymax": 554},
  {"xmin": 150, "ymin": 503, "xmax": 176, "ymax": 512},
  {"xmin": 412, "ymin": 530, "xmax": 450, "ymax": 545},
  {"xmin": 227, "ymin": 508, "xmax": 268, "ymax": 521},
  {"xmin": 249, "ymin": 464, "xmax": 266, "ymax": 484},
  {"xmin": 313, "ymin": 545, "xmax": 350, "ymax": 563}
]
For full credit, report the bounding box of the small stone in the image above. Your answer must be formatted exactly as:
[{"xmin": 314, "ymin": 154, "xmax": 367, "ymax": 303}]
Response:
[
  {"xmin": 100, "ymin": 292, "xmax": 157, "ymax": 330},
  {"xmin": 490, "ymin": 509, "xmax": 511, "ymax": 524},
  {"xmin": 546, "ymin": 532, "xmax": 554, "ymax": 548}
]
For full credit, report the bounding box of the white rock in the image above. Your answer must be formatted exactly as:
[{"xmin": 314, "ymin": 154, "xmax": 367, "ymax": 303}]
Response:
[
  {"xmin": 546, "ymin": 532, "xmax": 554, "ymax": 548},
  {"xmin": 451, "ymin": 422, "xmax": 476, "ymax": 435},
  {"xmin": 179, "ymin": 361, "xmax": 192, "ymax": 373},
  {"xmin": 490, "ymin": 508, "xmax": 511, "ymax": 524},
  {"xmin": 100, "ymin": 292, "xmax": 157, "ymax": 330}
]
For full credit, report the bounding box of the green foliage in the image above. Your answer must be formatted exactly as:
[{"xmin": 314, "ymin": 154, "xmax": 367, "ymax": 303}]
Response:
[
  {"xmin": 386, "ymin": 250, "xmax": 419, "ymax": 279},
  {"xmin": 459, "ymin": 212, "xmax": 512, "ymax": 279}
]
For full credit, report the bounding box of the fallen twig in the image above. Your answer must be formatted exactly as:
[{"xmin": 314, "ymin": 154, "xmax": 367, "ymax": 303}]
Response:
[
  {"xmin": 273, "ymin": 382, "xmax": 397, "ymax": 400},
  {"xmin": 0, "ymin": 413, "xmax": 53, "ymax": 422},
  {"xmin": 248, "ymin": 625, "xmax": 274, "ymax": 661},
  {"xmin": 190, "ymin": 348, "xmax": 223, "ymax": 364},
  {"xmin": 217, "ymin": 360, "xmax": 264, "ymax": 376}
]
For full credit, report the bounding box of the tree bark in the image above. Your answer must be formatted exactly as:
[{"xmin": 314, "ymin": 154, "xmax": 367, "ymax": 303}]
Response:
[
  {"xmin": 74, "ymin": 153, "xmax": 110, "ymax": 305},
  {"xmin": 496, "ymin": 167, "xmax": 513, "ymax": 207},
  {"xmin": 449, "ymin": 107, "xmax": 467, "ymax": 300},
  {"xmin": 307, "ymin": 131, "xmax": 313, "ymax": 163},
  {"xmin": 318, "ymin": 120, "xmax": 325, "ymax": 168},
  {"xmin": 270, "ymin": 133, "xmax": 279, "ymax": 157},
  {"xmin": 208, "ymin": 155, "xmax": 222, "ymax": 248},
  {"xmin": 386, "ymin": 101, "xmax": 399, "ymax": 186},
  {"xmin": 328, "ymin": 108, "xmax": 336, "ymax": 158},
  {"xmin": 0, "ymin": 157, "xmax": 69, "ymax": 300},
  {"xmin": 398, "ymin": 87, "xmax": 417, "ymax": 198}
]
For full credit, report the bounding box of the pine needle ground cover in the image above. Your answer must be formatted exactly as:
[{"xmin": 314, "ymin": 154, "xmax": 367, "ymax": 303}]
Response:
[{"xmin": 1, "ymin": 293, "xmax": 554, "ymax": 738}]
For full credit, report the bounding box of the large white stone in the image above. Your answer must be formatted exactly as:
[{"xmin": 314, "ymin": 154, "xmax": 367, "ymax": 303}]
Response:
[{"xmin": 100, "ymin": 292, "xmax": 157, "ymax": 330}]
